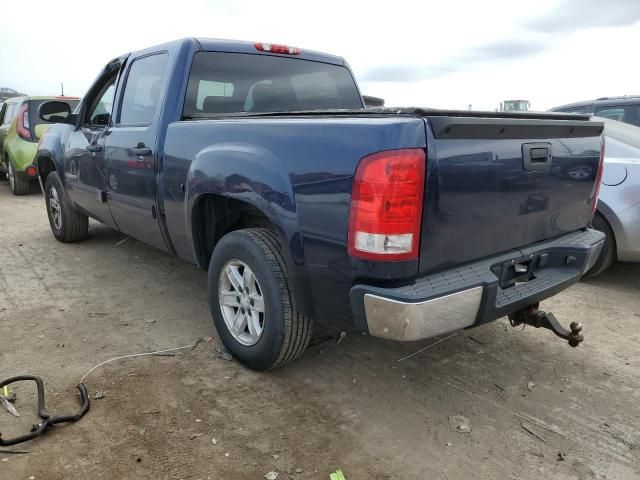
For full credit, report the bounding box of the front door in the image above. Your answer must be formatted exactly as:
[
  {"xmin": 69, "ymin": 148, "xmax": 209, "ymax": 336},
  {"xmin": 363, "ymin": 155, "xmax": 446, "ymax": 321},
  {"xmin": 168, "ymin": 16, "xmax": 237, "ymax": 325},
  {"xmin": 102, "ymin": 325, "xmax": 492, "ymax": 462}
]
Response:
[
  {"xmin": 105, "ymin": 52, "xmax": 169, "ymax": 251},
  {"xmin": 63, "ymin": 71, "xmax": 118, "ymax": 227}
]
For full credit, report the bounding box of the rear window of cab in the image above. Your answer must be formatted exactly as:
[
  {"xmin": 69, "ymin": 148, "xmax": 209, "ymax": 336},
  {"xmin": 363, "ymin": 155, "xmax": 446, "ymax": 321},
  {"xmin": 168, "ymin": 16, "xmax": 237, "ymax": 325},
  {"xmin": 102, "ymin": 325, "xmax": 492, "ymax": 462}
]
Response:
[{"xmin": 183, "ymin": 52, "xmax": 363, "ymax": 116}]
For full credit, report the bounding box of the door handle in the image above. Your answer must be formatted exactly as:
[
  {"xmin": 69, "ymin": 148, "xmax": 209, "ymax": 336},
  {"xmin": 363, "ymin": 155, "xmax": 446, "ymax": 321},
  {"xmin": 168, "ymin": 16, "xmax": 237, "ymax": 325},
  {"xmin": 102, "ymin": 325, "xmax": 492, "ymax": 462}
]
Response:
[
  {"xmin": 522, "ymin": 143, "xmax": 552, "ymax": 172},
  {"xmin": 132, "ymin": 143, "xmax": 152, "ymax": 156},
  {"xmin": 86, "ymin": 144, "xmax": 103, "ymax": 153}
]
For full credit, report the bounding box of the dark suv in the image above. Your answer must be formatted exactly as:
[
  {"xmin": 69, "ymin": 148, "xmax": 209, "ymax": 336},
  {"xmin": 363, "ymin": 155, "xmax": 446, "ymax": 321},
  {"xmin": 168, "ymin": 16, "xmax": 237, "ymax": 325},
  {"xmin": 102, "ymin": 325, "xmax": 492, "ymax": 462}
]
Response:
[{"xmin": 550, "ymin": 96, "xmax": 640, "ymax": 127}]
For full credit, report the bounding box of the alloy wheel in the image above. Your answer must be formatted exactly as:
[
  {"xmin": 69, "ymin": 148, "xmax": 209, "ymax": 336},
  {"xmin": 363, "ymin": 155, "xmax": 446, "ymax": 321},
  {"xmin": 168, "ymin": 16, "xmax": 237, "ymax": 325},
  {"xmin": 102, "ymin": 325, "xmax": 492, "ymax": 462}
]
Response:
[
  {"xmin": 49, "ymin": 186, "xmax": 62, "ymax": 230},
  {"xmin": 8, "ymin": 162, "xmax": 14, "ymax": 191},
  {"xmin": 218, "ymin": 259, "xmax": 265, "ymax": 346}
]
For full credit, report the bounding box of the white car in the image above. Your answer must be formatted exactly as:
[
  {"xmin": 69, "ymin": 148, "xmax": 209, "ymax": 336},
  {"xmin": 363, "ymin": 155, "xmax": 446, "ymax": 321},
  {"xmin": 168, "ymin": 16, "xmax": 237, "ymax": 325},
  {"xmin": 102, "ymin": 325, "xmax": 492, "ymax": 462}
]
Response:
[{"xmin": 586, "ymin": 118, "xmax": 640, "ymax": 277}]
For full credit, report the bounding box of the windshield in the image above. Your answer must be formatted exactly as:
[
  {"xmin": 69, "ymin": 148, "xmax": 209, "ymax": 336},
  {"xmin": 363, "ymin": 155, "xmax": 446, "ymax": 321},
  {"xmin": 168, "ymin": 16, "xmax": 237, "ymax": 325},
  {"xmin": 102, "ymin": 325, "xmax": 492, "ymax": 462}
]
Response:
[{"xmin": 183, "ymin": 52, "xmax": 363, "ymax": 116}]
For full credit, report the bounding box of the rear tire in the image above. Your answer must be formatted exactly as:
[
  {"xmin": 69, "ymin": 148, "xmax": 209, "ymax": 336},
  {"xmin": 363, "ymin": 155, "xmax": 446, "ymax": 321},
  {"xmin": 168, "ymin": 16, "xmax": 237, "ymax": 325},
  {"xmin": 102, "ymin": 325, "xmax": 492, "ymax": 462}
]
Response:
[
  {"xmin": 583, "ymin": 212, "xmax": 616, "ymax": 279},
  {"xmin": 7, "ymin": 160, "xmax": 30, "ymax": 195},
  {"xmin": 44, "ymin": 171, "xmax": 89, "ymax": 243},
  {"xmin": 208, "ymin": 228, "xmax": 312, "ymax": 370}
]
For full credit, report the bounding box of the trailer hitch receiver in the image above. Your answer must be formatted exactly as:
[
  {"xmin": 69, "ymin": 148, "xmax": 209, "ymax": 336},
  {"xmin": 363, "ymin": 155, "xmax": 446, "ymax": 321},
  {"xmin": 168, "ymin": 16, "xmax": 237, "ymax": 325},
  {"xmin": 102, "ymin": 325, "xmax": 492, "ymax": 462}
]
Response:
[{"xmin": 508, "ymin": 303, "xmax": 583, "ymax": 347}]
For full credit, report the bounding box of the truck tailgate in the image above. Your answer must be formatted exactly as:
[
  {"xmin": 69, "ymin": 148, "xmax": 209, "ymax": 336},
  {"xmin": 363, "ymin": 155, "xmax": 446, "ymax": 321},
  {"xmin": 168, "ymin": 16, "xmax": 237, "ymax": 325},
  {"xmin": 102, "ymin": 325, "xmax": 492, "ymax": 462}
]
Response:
[{"xmin": 419, "ymin": 114, "xmax": 604, "ymax": 273}]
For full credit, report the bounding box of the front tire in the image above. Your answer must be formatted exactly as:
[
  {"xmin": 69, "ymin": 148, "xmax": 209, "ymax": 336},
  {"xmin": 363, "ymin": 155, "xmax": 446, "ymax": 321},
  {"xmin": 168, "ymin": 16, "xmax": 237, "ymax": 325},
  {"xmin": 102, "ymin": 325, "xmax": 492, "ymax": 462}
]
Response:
[
  {"xmin": 7, "ymin": 160, "xmax": 30, "ymax": 195},
  {"xmin": 44, "ymin": 172, "xmax": 89, "ymax": 242},
  {"xmin": 208, "ymin": 228, "xmax": 312, "ymax": 370},
  {"xmin": 583, "ymin": 213, "xmax": 616, "ymax": 279}
]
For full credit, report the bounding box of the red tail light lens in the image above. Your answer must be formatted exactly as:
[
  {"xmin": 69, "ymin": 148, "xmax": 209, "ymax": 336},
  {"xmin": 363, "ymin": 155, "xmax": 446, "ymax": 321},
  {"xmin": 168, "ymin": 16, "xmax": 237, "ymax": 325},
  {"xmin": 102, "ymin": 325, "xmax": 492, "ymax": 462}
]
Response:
[
  {"xmin": 254, "ymin": 42, "xmax": 300, "ymax": 55},
  {"xmin": 591, "ymin": 138, "xmax": 605, "ymax": 213},
  {"xmin": 348, "ymin": 149, "xmax": 426, "ymax": 261},
  {"xmin": 16, "ymin": 104, "xmax": 31, "ymax": 140}
]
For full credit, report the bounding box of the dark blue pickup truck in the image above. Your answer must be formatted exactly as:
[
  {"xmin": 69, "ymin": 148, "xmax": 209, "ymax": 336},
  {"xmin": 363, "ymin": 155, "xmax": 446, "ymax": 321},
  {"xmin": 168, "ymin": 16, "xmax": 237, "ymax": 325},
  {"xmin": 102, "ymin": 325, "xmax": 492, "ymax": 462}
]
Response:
[{"xmin": 36, "ymin": 38, "xmax": 606, "ymax": 370}]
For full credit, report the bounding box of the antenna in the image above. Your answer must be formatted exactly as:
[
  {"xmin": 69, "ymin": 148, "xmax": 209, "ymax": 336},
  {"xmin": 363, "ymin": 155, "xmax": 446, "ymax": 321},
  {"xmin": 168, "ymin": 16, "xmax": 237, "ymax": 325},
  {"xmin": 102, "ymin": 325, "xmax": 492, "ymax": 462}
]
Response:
[{"xmin": 61, "ymin": 83, "xmax": 64, "ymax": 96}]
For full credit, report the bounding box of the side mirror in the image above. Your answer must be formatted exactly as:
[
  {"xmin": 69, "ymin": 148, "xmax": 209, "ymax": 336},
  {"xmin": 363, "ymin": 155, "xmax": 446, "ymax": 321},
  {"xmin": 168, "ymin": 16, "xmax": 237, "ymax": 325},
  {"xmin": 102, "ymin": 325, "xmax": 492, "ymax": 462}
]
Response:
[
  {"xmin": 92, "ymin": 113, "xmax": 110, "ymax": 126},
  {"xmin": 38, "ymin": 100, "xmax": 75, "ymax": 125},
  {"xmin": 362, "ymin": 95, "xmax": 385, "ymax": 108}
]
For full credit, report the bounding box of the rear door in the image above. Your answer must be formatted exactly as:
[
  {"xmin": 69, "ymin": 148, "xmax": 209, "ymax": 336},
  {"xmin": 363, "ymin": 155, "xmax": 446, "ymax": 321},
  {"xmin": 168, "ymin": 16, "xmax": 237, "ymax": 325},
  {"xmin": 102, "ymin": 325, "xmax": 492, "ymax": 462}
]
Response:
[{"xmin": 104, "ymin": 52, "xmax": 169, "ymax": 251}]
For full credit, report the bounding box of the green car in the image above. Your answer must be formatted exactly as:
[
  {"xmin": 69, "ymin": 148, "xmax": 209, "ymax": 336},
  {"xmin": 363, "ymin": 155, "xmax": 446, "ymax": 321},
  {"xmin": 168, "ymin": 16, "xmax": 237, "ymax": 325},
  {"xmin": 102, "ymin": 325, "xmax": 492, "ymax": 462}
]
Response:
[{"xmin": 0, "ymin": 96, "xmax": 79, "ymax": 195}]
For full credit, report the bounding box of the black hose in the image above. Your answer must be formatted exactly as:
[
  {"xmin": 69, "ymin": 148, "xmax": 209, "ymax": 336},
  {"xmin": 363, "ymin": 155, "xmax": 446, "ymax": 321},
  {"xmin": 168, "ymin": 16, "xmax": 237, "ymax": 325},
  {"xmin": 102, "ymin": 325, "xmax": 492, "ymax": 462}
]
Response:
[{"xmin": 0, "ymin": 375, "xmax": 90, "ymax": 447}]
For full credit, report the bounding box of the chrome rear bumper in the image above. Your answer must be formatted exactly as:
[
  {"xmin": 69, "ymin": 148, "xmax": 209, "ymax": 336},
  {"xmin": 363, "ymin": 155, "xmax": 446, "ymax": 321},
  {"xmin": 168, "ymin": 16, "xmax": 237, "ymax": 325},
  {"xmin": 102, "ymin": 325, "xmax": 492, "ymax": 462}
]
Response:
[
  {"xmin": 350, "ymin": 228, "xmax": 605, "ymax": 341},
  {"xmin": 364, "ymin": 287, "xmax": 483, "ymax": 341}
]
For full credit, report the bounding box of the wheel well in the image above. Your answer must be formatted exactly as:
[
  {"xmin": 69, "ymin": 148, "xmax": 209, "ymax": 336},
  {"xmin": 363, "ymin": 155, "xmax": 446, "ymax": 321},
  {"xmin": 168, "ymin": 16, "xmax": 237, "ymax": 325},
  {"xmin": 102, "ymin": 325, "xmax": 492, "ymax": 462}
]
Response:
[
  {"xmin": 192, "ymin": 194, "xmax": 275, "ymax": 268},
  {"xmin": 37, "ymin": 155, "xmax": 56, "ymax": 184},
  {"xmin": 594, "ymin": 210, "xmax": 617, "ymax": 248}
]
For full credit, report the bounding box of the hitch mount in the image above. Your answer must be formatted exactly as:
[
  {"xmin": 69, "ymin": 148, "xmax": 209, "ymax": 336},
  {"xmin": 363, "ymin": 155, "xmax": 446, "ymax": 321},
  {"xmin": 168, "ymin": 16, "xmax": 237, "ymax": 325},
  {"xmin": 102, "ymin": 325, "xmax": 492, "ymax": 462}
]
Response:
[{"xmin": 508, "ymin": 303, "xmax": 583, "ymax": 347}]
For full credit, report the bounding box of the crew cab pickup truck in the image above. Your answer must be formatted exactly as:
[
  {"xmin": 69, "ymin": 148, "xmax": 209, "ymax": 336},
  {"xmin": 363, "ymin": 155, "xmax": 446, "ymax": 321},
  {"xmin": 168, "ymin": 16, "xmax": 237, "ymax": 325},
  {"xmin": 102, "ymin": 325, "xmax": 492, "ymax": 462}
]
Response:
[{"xmin": 36, "ymin": 38, "xmax": 605, "ymax": 370}]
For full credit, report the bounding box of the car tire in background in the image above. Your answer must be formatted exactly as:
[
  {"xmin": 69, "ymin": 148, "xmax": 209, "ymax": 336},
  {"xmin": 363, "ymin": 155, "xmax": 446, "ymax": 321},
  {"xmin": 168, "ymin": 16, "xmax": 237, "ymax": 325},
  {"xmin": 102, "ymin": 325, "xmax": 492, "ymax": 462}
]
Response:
[
  {"xmin": 208, "ymin": 228, "xmax": 312, "ymax": 371},
  {"xmin": 7, "ymin": 160, "xmax": 30, "ymax": 195},
  {"xmin": 583, "ymin": 212, "xmax": 616, "ymax": 279},
  {"xmin": 44, "ymin": 171, "xmax": 89, "ymax": 243}
]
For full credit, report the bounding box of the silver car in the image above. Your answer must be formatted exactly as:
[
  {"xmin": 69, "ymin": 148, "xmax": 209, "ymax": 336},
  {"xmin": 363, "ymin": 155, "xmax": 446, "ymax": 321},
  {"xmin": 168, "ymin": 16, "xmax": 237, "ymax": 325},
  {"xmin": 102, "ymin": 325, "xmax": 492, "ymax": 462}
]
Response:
[{"xmin": 586, "ymin": 118, "xmax": 640, "ymax": 277}]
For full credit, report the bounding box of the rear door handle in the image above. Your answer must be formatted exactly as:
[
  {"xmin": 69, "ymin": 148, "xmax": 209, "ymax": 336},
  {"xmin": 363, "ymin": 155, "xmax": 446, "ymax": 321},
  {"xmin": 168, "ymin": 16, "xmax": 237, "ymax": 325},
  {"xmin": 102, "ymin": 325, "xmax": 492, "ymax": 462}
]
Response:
[
  {"xmin": 86, "ymin": 144, "xmax": 103, "ymax": 153},
  {"xmin": 132, "ymin": 143, "xmax": 152, "ymax": 156}
]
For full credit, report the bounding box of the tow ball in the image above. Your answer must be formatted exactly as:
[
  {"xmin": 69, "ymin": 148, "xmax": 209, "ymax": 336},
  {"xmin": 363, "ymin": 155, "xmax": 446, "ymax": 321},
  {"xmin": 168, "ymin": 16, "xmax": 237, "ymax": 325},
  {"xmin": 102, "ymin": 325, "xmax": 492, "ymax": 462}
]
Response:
[{"xmin": 508, "ymin": 303, "xmax": 584, "ymax": 347}]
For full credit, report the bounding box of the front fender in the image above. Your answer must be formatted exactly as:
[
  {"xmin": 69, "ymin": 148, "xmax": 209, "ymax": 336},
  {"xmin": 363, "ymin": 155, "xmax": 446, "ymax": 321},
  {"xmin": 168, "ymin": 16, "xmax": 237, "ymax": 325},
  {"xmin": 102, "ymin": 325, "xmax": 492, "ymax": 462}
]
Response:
[
  {"xmin": 185, "ymin": 142, "xmax": 314, "ymax": 318},
  {"xmin": 36, "ymin": 124, "xmax": 70, "ymax": 183}
]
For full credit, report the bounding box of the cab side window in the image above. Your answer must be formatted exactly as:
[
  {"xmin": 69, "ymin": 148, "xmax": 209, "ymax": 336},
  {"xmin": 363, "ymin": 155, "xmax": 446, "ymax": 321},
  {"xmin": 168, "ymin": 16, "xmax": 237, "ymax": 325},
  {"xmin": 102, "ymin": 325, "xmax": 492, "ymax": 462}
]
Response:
[{"xmin": 118, "ymin": 53, "xmax": 168, "ymax": 125}]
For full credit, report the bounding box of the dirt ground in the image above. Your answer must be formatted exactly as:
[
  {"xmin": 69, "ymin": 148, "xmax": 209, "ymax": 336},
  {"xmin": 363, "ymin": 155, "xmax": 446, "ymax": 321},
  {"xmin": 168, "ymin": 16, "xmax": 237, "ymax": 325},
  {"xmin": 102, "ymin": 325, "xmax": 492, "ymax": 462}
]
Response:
[{"xmin": 0, "ymin": 184, "xmax": 638, "ymax": 480}]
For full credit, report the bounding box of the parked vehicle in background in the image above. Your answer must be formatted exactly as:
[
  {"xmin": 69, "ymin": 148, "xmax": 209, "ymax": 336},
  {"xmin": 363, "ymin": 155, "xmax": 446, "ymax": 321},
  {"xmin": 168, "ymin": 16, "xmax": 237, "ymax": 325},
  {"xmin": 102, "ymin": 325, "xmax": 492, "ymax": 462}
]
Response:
[
  {"xmin": 551, "ymin": 96, "xmax": 640, "ymax": 127},
  {"xmin": 0, "ymin": 96, "xmax": 79, "ymax": 194},
  {"xmin": 584, "ymin": 117, "xmax": 640, "ymax": 277},
  {"xmin": 37, "ymin": 38, "xmax": 605, "ymax": 370},
  {"xmin": 500, "ymin": 100, "xmax": 531, "ymax": 112},
  {"xmin": 0, "ymin": 87, "xmax": 26, "ymax": 101}
]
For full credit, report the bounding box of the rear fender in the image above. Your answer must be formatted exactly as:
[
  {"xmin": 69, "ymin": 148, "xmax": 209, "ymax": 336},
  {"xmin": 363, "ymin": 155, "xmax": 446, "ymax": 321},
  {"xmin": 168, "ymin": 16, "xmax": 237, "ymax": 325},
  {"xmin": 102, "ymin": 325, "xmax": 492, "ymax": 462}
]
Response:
[{"xmin": 186, "ymin": 143, "xmax": 314, "ymax": 318}]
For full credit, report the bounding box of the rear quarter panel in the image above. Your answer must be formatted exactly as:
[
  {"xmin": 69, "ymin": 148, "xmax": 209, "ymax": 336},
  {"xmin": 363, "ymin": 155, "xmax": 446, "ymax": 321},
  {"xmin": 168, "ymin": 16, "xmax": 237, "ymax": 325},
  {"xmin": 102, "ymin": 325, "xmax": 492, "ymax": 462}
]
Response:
[{"xmin": 162, "ymin": 116, "xmax": 426, "ymax": 325}]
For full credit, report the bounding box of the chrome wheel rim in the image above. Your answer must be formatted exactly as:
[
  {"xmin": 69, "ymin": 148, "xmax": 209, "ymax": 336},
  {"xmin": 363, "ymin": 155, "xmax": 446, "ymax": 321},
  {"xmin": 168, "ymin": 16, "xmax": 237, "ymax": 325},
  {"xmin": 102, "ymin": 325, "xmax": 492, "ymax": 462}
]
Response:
[
  {"xmin": 49, "ymin": 186, "xmax": 62, "ymax": 230},
  {"xmin": 218, "ymin": 259, "xmax": 265, "ymax": 346},
  {"xmin": 8, "ymin": 162, "xmax": 14, "ymax": 191}
]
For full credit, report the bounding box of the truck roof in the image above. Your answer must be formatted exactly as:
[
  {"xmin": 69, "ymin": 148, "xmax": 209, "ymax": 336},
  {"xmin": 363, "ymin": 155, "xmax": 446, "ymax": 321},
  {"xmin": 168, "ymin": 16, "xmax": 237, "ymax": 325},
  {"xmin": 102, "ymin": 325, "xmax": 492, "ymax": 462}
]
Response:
[
  {"xmin": 118, "ymin": 38, "xmax": 347, "ymax": 67},
  {"xmin": 195, "ymin": 38, "xmax": 346, "ymax": 66}
]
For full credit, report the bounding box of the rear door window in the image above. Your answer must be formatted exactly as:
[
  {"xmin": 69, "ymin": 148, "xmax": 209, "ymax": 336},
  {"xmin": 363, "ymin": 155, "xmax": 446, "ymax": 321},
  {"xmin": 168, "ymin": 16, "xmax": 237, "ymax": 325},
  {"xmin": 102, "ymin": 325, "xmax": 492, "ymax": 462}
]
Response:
[
  {"xmin": 595, "ymin": 104, "xmax": 640, "ymax": 126},
  {"xmin": 183, "ymin": 52, "xmax": 363, "ymax": 116},
  {"xmin": 561, "ymin": 106, "xmax": 591, "ymax": 114},
  {"xmin": 118, "ymin": 53, "xmax": 169, "ymax": 125},
  {"xmin": 2, "ymin": 103, "xmax": 16, "ymax": 126}
]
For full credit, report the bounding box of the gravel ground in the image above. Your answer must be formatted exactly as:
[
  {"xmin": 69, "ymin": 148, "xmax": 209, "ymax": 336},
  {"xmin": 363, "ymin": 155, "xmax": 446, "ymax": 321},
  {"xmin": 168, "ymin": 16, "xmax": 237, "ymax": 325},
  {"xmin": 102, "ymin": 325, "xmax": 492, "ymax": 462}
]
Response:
[{"xmin": 0, "ymin": 184, "xmax": 638, "ymax": 480}]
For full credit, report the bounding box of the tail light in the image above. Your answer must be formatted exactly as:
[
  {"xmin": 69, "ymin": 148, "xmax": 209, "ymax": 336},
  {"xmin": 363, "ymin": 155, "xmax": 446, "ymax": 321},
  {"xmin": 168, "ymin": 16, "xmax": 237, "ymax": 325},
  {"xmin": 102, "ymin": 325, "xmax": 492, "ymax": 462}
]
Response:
[
  {"xmin": 16, "ymin": 104, "xmax": 31, "ymax": 140},
  {"xmin": 590, "ymin": 138, "xmax": 605, "ymax": 213},
  {"xmin": 255, "ymin": 42, "xmax": 300, "ymax": 55},
  {"xmin": 348, "ymin": 148, "xmax": 426, "ymax": 261}
]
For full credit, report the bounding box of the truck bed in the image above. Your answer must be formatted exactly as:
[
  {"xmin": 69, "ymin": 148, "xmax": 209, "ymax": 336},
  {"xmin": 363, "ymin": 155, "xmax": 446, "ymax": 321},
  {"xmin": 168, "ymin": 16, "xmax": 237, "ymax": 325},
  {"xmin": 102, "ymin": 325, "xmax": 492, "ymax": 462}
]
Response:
[{"xmin": 179, "ymin": 109, "xmax": 604, "ymax": 275}]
